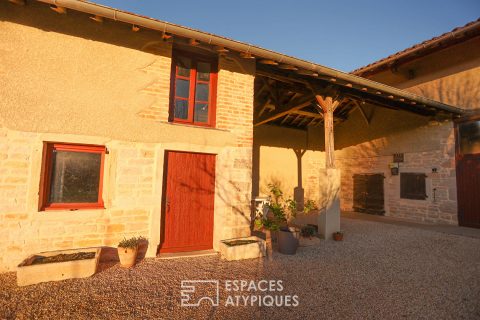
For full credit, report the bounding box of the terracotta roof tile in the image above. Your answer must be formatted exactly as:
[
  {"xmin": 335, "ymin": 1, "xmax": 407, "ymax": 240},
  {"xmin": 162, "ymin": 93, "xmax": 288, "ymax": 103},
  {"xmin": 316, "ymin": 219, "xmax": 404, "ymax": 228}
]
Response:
[{"xmin": 351, "ymin": 18, "xmax": 480, "ymax": 76}]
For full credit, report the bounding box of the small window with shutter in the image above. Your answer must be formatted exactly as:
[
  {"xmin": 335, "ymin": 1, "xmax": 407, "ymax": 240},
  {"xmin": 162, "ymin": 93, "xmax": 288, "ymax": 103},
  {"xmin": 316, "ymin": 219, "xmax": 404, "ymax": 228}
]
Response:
[{"xmin": 400, "ymin": 173, "xmax": 427, "ymax": 200}]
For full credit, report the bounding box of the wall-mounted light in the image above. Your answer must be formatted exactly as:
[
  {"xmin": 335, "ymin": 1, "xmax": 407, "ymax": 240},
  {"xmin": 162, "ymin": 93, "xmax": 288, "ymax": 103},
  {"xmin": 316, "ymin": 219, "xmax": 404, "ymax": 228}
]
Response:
[{"xmin": 389, "ymin": 162, "xmax": 399, "ymax": 176}]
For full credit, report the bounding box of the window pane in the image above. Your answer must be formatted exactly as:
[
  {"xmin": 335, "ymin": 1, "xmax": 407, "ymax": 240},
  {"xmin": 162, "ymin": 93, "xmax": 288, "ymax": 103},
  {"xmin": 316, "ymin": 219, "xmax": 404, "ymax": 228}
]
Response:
[
  {"xmin": 194, "ymin": 103, "xmax": 209, "ymax": 123},
  {"xmin": 459, "ymin": 120, "xmax": 480, "ymax": 155},
  {"xmin": 176, "ymin": 56, "xmax": 191, "ymax": 77},
  {"xmin": 197, "ymin": 62, "xmax": 211, "ymax": 81},
  {"xmin": 49, "ymin": 151, "xmax": 101, "ymax": 203},
  {"xmin": 175, "ymin": 79, "xmax": 190, "ymax": 98},
  {"xmin": 174, "ymin": 99, "xmax": 189, "ymax": 119},
  {"xmin": 195, "ymin": 83, "xmax": 209, "ymax": 102}
]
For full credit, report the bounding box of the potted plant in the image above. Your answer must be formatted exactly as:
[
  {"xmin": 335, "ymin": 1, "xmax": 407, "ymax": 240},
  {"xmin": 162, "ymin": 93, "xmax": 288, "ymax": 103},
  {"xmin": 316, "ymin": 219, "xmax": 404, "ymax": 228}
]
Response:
[
  {"xmin": 333, "ymin": 231, "xmax": 344, "ymax": 241},
  {"xmin": 254, "ymin": 184, "xmax": 320, "ymax": 254},
  {"xmin": 299, "ymin": 225, "xmax": 320, "ymax": 247},
  {"xmin": 266, "ymin": 184, "xmax": 300, "ymax": 255},
  {"xmin": 117, "ymin": 236, "xmax": 145, "ymax": 268}
]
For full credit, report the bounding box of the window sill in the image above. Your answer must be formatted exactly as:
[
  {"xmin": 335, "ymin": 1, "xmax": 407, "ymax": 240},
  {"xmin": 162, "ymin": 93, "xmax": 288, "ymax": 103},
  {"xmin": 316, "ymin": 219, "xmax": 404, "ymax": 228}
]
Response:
[
  {"xmin": 161, "ymin": 121, "xmax": 229, "ymax": 132},
  {"xmin": 43, "ymin": 204, "xmax": 105, "ymax": 211}
]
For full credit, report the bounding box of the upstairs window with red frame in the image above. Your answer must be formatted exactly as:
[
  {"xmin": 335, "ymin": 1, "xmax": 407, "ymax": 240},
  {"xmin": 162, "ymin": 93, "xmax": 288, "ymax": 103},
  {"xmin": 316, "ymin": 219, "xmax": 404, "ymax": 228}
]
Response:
[
  {"xmin": 40, "ymin": 143, "xmax": 105, "ymax": 210},
  {"xmin": 170, "ymin": 53, "xmax": 217, "ymax": 126}
]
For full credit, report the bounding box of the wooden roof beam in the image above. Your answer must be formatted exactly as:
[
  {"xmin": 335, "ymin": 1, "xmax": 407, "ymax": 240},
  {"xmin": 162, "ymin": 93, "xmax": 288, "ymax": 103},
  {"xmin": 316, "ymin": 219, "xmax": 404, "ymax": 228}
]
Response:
[{"xmin": 254, "ymin": 95, "xmax": 314, "ymax": 126}]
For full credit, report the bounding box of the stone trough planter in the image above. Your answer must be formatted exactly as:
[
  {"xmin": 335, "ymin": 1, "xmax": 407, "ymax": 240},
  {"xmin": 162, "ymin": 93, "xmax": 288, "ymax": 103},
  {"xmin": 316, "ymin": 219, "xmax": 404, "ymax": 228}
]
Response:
[
  {"xmin": 219, "ymin": 236, "xmax": 266, "ymax": 261},
  {"xmin": 17, "ymin": 248, "xmax": 101, "ymax": 286}
]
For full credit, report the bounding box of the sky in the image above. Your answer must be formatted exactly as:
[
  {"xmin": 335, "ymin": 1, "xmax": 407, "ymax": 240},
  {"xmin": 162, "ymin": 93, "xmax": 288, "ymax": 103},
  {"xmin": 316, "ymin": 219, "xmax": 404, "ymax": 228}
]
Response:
[{"xmin": 93, "ymin": 0, "xmax": 479, "ymax": 72}]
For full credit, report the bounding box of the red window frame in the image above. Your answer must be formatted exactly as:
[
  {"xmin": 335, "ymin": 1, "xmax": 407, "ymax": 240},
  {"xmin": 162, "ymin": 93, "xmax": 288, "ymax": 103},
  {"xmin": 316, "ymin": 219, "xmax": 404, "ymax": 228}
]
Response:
[
  {"xmin": 39, "ymin": 143, "xmax": 106, "ymax": 211},
  {"xmin": 169, "ymin": 51, "xmax": 218, "ymax": 127}
]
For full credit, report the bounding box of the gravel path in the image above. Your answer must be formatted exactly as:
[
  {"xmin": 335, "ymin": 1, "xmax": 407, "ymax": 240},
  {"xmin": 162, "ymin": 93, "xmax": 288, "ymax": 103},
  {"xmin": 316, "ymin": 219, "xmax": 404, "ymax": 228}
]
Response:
[{"xmin": 1, "ymin": 218, "xmax": 479, "ymax": 320}]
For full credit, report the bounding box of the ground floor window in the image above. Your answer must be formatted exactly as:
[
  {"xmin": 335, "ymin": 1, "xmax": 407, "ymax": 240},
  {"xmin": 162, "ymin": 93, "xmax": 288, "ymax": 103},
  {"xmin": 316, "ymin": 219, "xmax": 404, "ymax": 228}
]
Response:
[
  {"xmin": 40, "ymin": 143, "xmax": 105, "ymax": 210},
  {"xmin": 400, "ymin": 172, "xmax": 427, "ymax": 200}
]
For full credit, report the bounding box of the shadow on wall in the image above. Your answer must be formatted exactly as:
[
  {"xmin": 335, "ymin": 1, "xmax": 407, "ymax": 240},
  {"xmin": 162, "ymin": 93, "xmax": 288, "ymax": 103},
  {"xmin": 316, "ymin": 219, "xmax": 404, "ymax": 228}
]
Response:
[
  {"xmin": 0, "ymin": 1, "xmax": 167, "ymax": 55},
  {"xmin": 253, "ymin": 125, "xmax": 324, "ymax": 204},
  {"xmin": 335, "ymin": 104, "xmax": 431, "ymax": 150}
]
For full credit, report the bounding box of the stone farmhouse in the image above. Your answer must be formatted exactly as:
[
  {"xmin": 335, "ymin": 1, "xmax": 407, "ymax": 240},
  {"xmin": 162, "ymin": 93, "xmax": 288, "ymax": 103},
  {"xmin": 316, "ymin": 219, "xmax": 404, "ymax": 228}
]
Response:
[{"xmin": 0, "ymin": 0, "xmax": 477, "ymax": 272}]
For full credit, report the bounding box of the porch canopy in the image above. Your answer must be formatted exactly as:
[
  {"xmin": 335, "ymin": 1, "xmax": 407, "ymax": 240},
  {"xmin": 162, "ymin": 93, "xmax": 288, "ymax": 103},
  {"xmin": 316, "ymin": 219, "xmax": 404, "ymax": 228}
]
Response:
[{"xmin": 27, "ymin": 0, "xmax": 465, "ymax": 237}]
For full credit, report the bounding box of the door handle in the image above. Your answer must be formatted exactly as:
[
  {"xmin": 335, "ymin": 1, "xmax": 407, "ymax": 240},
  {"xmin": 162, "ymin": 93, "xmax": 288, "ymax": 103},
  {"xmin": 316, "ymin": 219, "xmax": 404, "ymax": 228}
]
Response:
[{"xmin": 166, "ymin": 198, "xmax": 171, "ymax": 213}]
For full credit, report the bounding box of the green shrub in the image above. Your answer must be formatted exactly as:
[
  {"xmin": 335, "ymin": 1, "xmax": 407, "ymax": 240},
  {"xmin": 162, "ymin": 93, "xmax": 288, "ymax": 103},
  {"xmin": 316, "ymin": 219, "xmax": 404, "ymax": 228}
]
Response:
[
  {"xmin": 118, "ymin": 236, "xmax": 146, "ymax": 249},
  {"xmin": 301, "ymin": 225, "xmax": 316, "ymax": 238}
]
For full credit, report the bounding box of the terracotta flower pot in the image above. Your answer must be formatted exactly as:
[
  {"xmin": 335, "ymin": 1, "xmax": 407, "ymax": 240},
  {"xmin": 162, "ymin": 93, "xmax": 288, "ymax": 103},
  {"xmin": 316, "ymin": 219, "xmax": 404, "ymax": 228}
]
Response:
[
  {"xmin": 333, "ymin": 232, "xmax": 344, "ymax": 241},
  {"xmin": 117, "ymin": 246, "xmax": 138, "ymax": 268}
]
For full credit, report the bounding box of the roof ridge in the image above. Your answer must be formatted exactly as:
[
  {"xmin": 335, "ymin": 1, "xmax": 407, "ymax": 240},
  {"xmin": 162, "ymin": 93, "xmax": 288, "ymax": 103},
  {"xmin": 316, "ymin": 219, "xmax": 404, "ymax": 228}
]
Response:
[{"xmin": 351, "ymin": 18, "xmax": 480, "ymax": 76}]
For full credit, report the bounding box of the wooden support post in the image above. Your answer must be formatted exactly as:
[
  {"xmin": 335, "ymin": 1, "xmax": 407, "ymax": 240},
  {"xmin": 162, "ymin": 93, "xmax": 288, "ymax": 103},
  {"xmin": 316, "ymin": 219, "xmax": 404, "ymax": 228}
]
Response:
[
  {"xmin": 315, "ymin": 95, "xmax": 340, "ymax": 168},
  {"xmin": 293, "ymin": 149, "xmax": 307, "ymax": 212}
]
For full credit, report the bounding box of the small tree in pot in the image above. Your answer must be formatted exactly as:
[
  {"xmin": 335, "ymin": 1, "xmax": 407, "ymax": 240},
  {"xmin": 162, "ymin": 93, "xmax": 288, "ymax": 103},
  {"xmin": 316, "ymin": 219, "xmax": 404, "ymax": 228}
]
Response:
[
  {"xmin": 255, "ymin": 184, "xmax": 319, "ymax": 255},
  {"xmin": 117, "ymin": 236, "xmax": 145, "ymax": 268},
  {"xmin": 256, "ymin": 184, "xmax": 300, "ymax": 255}
]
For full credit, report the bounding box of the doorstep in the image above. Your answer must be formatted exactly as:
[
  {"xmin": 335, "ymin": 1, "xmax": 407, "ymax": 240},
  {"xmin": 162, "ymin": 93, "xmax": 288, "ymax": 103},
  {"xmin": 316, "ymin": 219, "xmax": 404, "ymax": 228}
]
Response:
[{"xmin": 156, "ymin": 250, "xmax": 218, "ymax": 260}]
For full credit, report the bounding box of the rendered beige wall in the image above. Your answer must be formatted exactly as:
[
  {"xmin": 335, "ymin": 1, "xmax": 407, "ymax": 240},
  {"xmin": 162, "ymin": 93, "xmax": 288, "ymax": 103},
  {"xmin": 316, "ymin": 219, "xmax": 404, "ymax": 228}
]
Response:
[
  {"xmin": 0, "ymin": 2, "xmax": 255, "ymax": 272},
  {"xmin": 253, "ymin": 125, "xmax": 325, "ymax": 203}
]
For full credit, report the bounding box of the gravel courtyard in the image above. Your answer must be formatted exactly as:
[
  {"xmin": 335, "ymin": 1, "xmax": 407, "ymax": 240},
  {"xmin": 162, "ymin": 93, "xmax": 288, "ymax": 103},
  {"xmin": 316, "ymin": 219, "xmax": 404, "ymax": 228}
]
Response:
[{"xmin": 1, "ymin": 218, "xmax": 479, "ymax": 320}]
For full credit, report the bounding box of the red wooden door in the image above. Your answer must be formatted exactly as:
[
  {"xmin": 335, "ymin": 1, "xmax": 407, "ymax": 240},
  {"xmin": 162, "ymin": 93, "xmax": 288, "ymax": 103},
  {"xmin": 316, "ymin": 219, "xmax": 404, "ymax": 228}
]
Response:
[
  {"xmin": 456, "ymin": 117, "xmax": 480, "ymax": 228},
  {"xmin": 159, "ymin": 151, "xmax": 216, "ymax": 253}
]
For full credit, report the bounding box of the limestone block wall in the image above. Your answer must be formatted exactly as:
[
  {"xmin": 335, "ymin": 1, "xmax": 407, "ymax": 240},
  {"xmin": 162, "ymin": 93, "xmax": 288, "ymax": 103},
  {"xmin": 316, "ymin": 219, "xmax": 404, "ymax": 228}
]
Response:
[
  {"xmin": 0, "ymin": 130, "xmax": 153, "ymax": 273},
  {"xmin": 335, "ymin": 112, "xmax": 458, "ymax": 225},
  {"xmin": 214, "ymin": 56, "xmax": 255, "ymax": 239}
]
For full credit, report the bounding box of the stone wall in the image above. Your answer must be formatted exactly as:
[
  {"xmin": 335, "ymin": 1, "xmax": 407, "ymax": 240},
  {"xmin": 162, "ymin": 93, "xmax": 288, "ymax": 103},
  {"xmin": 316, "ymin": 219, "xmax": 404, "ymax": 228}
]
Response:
[
  {"xmin": 215, "ymin": 56, "xmax": 255, "ymax": 239},
  {"xmin": 0, "ymin": 3, "xmax": 255, "ymax": 272},
  {"xmin": 335, "ymin": 112, "xmax": 457, "ymax": 224},
  {"xmin": 0, "ymin": 130, "xmax": 153, "ymax": 272}
]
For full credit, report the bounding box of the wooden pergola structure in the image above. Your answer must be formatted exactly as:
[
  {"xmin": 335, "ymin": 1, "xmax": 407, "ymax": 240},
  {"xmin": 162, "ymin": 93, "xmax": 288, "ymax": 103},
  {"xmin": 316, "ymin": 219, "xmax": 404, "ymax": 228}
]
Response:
[
  {"xmin": 252, "ymin": 61, "xmax": 464, "ymax": 238},
  {"xmin": 254, "ymin": 64, "xmax": 462, "ymax": 168}
]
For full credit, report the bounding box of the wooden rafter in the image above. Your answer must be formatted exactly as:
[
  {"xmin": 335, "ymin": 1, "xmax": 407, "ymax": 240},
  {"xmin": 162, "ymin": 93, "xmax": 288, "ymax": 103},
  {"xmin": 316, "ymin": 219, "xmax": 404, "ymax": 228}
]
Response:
[
  {"xmin": 291, "ymin": 114, "xmax": 303, "ymax": 125},
  {"xmin": 254, "ymin": 94, "xmax": 314, "ymax": 126},
  {"xmin": 257, "ymin": 98, "xmax": 274, "ymax": 118},
  {"xmin": 290, "ymin": 110, "xmax": 323, "ymax": 119},
  {"xmin": 353, "ymin": 100, "xmax": 374, "ymax": 126},
  {"xmin": 280, "ymin": 114, "xmax": 292, "ymax": 125},
  {"xmin": 297, "ymin": 116, "xmax": 311, "ymax": 127},
  {"xmin": 307, "ymin": 118, "xmax": 318, "ymax": 126}
]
